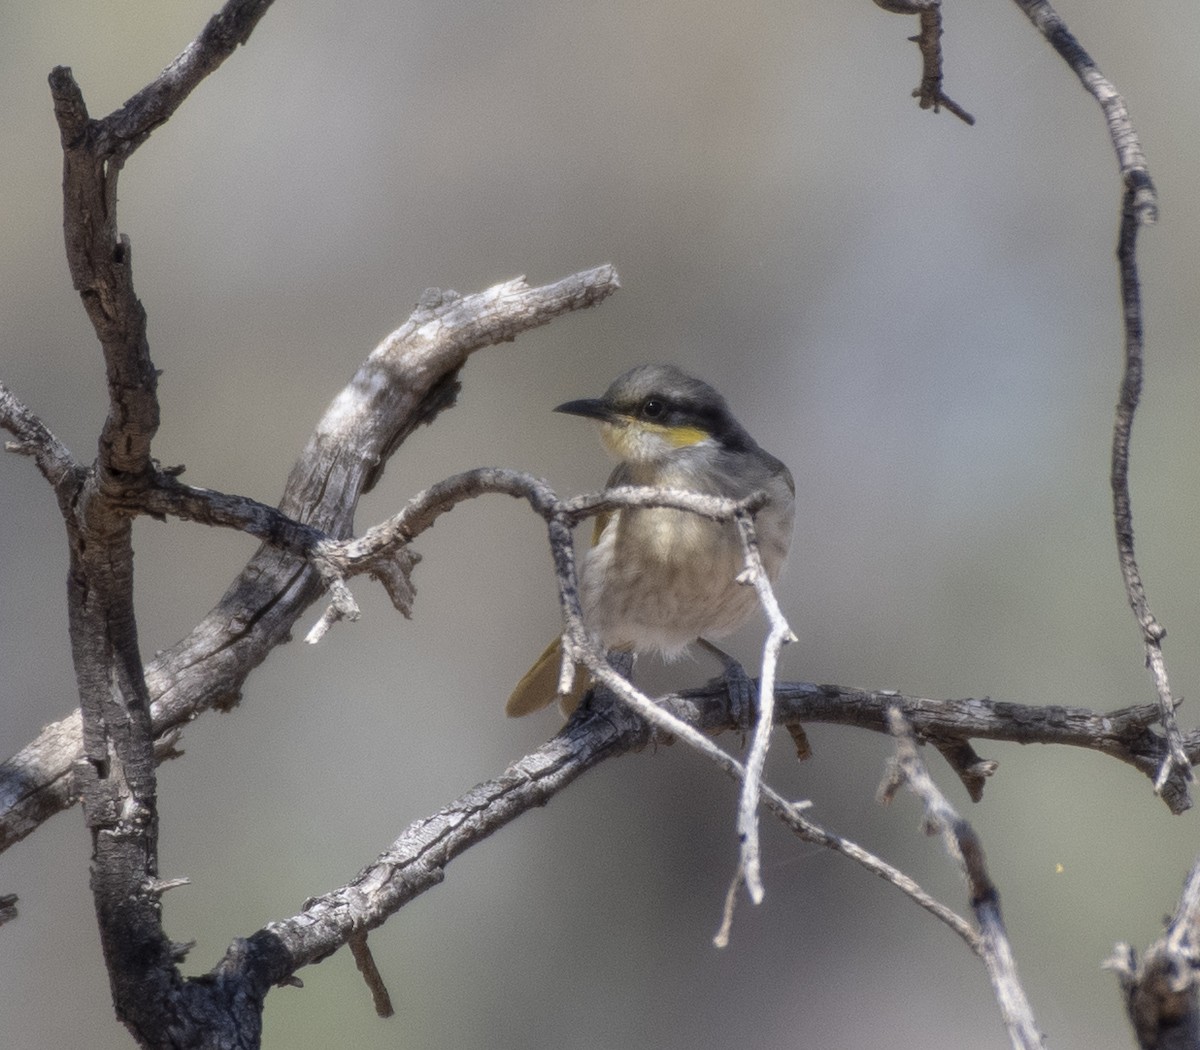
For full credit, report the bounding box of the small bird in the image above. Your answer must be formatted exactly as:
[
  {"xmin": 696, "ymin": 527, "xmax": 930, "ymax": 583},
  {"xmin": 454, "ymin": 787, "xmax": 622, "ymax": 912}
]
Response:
[{"xmin": 506, "ymin": 363, "xmax": 795, "ymax": 717}]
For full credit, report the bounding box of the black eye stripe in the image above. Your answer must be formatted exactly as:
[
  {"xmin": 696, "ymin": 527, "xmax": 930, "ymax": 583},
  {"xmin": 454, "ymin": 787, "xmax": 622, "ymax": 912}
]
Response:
[{"xmin": 641, "ymin": 397, "xmax": 667, "ymax": 419}]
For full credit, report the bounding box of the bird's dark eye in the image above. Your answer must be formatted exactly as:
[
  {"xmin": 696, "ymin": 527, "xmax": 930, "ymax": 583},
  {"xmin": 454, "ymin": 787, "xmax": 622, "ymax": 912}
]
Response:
[{"xmin": 641, "ymin": 398, "xmax": 665, "ymax": 419}]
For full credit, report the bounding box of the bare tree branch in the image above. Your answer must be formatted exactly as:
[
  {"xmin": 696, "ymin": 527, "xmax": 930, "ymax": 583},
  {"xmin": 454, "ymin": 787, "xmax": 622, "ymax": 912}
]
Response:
[
  {"xmin": 179, "ymin": 686, "xmax": 976, "ymax": 1001},
  {"xmin": 871, "ymin": 0, "xmax": 975, "ymax": 124},
  {"xmin": 4, "ymin": 637, "xmax": 1192, "ymax": 861},
  {"xmin": 348, "ymin": 932, "xmax": 395, "ymax": 1019},
  {"xmin": 1109, "ymin": 856, "xmax": 1200, "ymax": 1050},
  {"xmin": 4, "ymin": 625, "xmax": 1194, "ymax": 864},
  {"xmin": 1009, "ymin": 0, "xmax": 1156, "ymax": 222},
  {"xmin": 1007, "ymin": 1, "xmax": 1183, "ymax": 801},
  {"xmin": 5, "ymin": 10, "xmax": 622, "ymax": 1047},
  {"xmin": 96, "ymin": 0, "xmax": 275, "ymax": 161},
  {"xmin": 37, "ymin": 4, "xmax": 279, "ymax": 1045},
  {"xmin": 217, "ymin": 693, "xmax": 649, "ymax": 990},
  {"xmin": 881, "ymin": 710, "xmax": 1046, "ymax": 1050},
  {"xmin": 1111, "ymin": 188, "xmax": 1192, "ymax": 800},
  {"xmin": 670, "ymin": 681, "xmax": 1195, "ymax": 812},
  {"xmin": 0, "ymin": 382, "xmax": 82, "ymax": 498},
  {"xmin": 731, "ymin": 507, "xmax": 798, "ymax": 905},
  {"xmin": 2, "ymin": 1, "xmax": 1192, "ymax": 1047},
  {"xmin": 0, "ymin": 266, "xmax": 619, "ymax": 858}
]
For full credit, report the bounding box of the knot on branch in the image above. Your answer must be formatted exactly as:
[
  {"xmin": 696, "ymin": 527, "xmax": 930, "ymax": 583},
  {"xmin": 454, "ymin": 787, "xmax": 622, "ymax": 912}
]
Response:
[
  {"xmin": 306, "ymin": 545, "xmax": 421, "ymax": 645},
  {"xmin": 416, "ymin": 288, "xmax": 461, "ymax": 313}
]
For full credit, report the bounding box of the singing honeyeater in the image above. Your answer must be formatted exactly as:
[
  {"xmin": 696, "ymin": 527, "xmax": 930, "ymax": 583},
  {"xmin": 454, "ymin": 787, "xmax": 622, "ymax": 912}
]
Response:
[{"xmin": 506, "ymin": 363, "xmax": 795, "ymax": 717}]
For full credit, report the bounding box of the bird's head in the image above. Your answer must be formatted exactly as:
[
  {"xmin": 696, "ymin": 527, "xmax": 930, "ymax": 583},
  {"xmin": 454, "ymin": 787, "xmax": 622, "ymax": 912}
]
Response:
[{"xmin": 555, "ymin": 364, "xmax": 751, "ymax": 466}]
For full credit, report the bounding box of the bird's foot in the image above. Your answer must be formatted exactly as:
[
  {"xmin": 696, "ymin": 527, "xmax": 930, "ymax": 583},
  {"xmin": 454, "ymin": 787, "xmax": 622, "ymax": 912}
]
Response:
[
  {"xmin": 697, "ymin": 639, "xmax": 758, "ymax": 729},
  {"xmin": 716, "ymin": 660, "xmax": 758, "ymax": 729}
]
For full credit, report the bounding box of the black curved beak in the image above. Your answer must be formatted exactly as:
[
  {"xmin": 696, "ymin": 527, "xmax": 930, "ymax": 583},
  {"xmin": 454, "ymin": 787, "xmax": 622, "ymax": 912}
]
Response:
[{"xmin": 554, "ymin": 397, "xmax": 615, "ymax": 422}]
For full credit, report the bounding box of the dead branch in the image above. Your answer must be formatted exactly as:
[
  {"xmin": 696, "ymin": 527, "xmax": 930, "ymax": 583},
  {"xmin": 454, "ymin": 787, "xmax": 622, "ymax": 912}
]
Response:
[
  {"xmin": 0, "ymin": 1, "xmax": 1191, "ymax": 1048},
  {"xmin": 871, "ymin": 0, "xmax": 975, "ymax": 124},
  {"xmin": 1109, "ymin": 855, "xmax": 1200, "ymax": 1050},
  {"xmin": 3, "ymin": 597, "xmax": 1195, "ymax": 861},
  {"xmin": 2, "ymin": 9, "xmax": 620, "ymax": 1045},
  {"xmin": 177, "ymin": 681, "xmax": 973, "ymax": 1001},
  {"xmin": 0, "ymin": 266, "xmax": 619, "ymax": 858},
  {"xmin": 1008, "ymin": 0, "xmax": 1183, "ymax": 802},
  {"xmin": 882, "ymin": 710, "xmax": 1045, "ymax": 1050},
  {"xmin": 731, "ymin": 507, "xmax": 798, "ymax": 905},
  {"xmin": 0, "ymin": 383, "xmax": 82, "ymax": 499},
  {"xmin": 662, "ymin": 681, "xmax": 1196, "ymax": 812},
  {"xmin": 40, "ymin": 8, "xmax": 288, "ymax": 1040},
  {"xmin": 1112, "ymin": 187, "xmax": 1191, "ymax": 798},
  {"xmin": 1009, "ymin": 0, "xmax": 1156, "ymax": 222}
]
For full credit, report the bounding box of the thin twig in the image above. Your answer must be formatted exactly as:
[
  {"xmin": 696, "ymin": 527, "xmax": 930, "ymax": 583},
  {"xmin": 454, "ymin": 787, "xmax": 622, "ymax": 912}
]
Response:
[
  {"xmin": 0, "ymin": 382, "xmax": 82, "ymax": 496},
  {"xmin": 770, "ymin": 791, "xmax": 979, "ymax": 950},
  {"xmin": 732, "ymin": 508, "xmax": 798, "ymax": 905},
  {"xmin": 872, "ymin": 0, "xmax": 975, "ymax": 124},
  {"xmin": 304, "ymin": 475, "xmax": 762, "ymax": 635},
  {"xmin": 348, "ymin": 931, "xmax": 395, "ymax": 1018},
  {"xmin": 1009, "ymin": 0, "xmax": 1157, "ymax": 223},
  {"xmin": 1111, "ymin": 188, "xmax": 1191, "ymax": 800},
  {"xmin": 713, "ymin": 862, "xmax": 744, "ymax": 949},
  {"xmin": 882, "ymin": 710, "xmax": 1046, "ymax": 1050},
  {"xmin": 1008, "ymin": 3, "xmax": 1179, "ymax": 797}
]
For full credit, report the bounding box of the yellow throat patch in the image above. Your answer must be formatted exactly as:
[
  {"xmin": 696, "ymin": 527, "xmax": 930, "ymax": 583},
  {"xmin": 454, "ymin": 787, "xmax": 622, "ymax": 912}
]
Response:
[{"xmin": 600, "ymin": 419, "xmax": 711, "ymax": 459}]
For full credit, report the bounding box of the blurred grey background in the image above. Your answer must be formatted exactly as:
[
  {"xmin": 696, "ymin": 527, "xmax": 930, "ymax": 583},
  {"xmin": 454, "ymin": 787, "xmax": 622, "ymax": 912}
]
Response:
[{"xmin": 3, "ymin": 2, "xmax": 1199, "ymax": 1047}]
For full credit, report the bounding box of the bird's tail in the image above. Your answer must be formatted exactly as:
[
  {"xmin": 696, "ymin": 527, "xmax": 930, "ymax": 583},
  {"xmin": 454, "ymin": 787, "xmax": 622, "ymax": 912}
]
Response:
[{"xmin": 505, "ymin": 638, "xmax": 591, "ymax": 717}]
